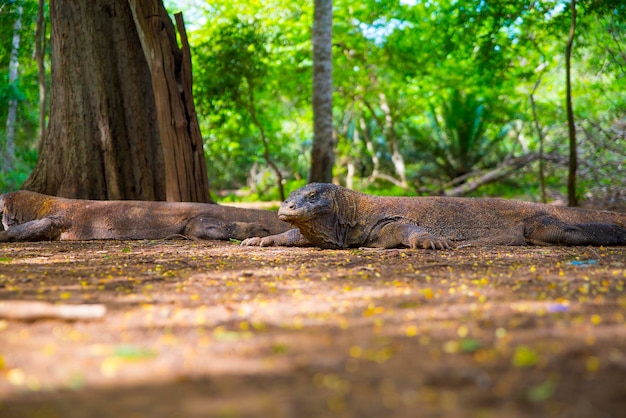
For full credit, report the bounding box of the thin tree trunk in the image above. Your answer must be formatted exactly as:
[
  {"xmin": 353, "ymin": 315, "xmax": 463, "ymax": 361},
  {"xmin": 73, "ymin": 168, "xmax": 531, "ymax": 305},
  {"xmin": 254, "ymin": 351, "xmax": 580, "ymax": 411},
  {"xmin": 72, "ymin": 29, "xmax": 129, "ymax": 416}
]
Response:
[
  {"xmin": 361, "ymin": 98, "xmax": 407, "ymax": 187},
  {"xmin": 3, "ymin": 4, "xmax": 22, "ymax": 174},
  {"xmin": 358, "ymin": 115, "xmax": 407, "ymax": 189},
  {"xmin": 35, "ymin": 0, "xmax": 47, "ymax": 146},
  {"xmin": 565, "ymin": 0, "xmax": 578, "ymax": 207},
  {"xmin": 128, "ymin": 2, "xmax": 211, "ymax": 202},
  {"xmin": 309, "ymin": 0, "xmax": 334, "ymax": 183},
  {"xmin": 378, "ymin": 92, "xmax": 408, "ymax": 187},
  {"xmin": 245, "ymin": 85, "xmax": 285, "ymax": 201},
  {"xmin": 530, "ymin": 77, "xmax": 547, "ymax": 203},
  {"xmin": 345, "ymin": 118, "xmax": 358, "ymax": 190},
  {"xmin": 359, "ymin": 116, "xmax": 381, "ymax": 181}
]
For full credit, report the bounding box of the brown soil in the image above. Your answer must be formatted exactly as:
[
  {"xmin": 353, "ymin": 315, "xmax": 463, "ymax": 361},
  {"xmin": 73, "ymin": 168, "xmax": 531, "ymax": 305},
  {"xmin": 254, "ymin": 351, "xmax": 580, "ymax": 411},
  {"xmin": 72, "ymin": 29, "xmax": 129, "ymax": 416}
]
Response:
[{"xmin": 0, "ymin": 240, "xmax": 625, "ymax": 418}]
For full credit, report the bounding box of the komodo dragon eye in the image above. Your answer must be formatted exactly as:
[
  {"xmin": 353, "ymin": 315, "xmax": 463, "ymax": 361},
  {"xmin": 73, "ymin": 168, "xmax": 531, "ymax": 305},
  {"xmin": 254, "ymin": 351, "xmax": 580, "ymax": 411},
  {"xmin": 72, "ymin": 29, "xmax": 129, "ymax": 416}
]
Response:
[{"xmin": 307, "ymin": 191, "xmax": 317, "ymax": 201}]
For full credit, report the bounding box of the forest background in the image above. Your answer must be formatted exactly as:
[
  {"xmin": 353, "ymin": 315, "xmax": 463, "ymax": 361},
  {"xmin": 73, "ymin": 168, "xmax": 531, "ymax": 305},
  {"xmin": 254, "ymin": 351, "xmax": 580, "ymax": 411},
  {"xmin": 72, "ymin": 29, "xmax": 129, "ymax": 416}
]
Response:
[{"xmin": 1, "ymin": 0, "xmax": 625, "ymax": 204}]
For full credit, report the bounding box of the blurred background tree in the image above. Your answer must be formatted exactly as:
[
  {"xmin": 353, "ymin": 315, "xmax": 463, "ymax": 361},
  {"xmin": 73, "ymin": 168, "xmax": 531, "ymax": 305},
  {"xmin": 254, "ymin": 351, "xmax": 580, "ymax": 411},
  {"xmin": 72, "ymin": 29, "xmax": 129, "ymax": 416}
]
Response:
[{"xmin": 1, "ymin": 0, "xmax": 41, "ymax": 191}]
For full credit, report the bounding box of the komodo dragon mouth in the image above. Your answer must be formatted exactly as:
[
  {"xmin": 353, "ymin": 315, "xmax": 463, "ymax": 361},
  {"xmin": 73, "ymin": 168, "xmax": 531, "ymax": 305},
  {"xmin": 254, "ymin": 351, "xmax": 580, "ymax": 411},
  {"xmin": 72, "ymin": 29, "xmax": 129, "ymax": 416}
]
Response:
[
  {"xmin": 277, "ymin": 201, "xmax": 327, "ymax": 223},
  {"xmin": 277, "ymin": 200, "xmax": 305, "ymax": 222},
  {"xmin": 277, "ymin": 209, "xmax": 299, "ymax": 222}
]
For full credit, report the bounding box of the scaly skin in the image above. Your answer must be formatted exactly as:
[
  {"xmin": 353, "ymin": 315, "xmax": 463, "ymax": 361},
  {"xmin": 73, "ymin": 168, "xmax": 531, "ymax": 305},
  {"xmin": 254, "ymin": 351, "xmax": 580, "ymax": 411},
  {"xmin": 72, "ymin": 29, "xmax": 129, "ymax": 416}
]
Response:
[
  {"xmin": 241, "ymin": 183, "xmax": 626, "ymax": 250},
  {"xmin": 0, "ymin": 190, "xmax": 291, "ymax": 242}
]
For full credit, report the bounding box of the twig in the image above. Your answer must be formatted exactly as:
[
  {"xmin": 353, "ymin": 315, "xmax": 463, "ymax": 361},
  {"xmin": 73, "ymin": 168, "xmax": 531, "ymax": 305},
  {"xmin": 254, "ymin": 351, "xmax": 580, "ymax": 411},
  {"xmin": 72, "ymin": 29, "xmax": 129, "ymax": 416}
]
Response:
[{"xmin": 0, "ymin": 301, "xmax": 106, "ymax": 321}]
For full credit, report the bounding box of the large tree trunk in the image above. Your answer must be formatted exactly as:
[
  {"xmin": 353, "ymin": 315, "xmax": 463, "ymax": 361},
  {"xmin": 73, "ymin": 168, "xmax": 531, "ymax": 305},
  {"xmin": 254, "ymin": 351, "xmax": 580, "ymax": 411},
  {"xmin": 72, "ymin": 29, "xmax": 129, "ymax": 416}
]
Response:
[
  {"xmin": 23, "ymin": 0, "xmax": 163, "ymax": 200},
  {"xmin": 309, "ymin": 0, "xmax": 335, "ymax": 184},
  {"xmin": 23, "ymin": 0, "xmax": 211, "ymax": 202}
]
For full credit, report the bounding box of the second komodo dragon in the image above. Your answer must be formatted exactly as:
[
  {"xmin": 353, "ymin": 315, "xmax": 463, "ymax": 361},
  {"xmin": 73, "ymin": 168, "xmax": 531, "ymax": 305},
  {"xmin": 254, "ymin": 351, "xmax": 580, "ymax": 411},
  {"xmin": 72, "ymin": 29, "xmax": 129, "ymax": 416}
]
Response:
[
  {"xmin": 241, "ymin": 183, "xmax": 626, "ymax": 249},
  {"xmin": 0, "ymin": 190, "xmax": 291, "ymax": 242}
]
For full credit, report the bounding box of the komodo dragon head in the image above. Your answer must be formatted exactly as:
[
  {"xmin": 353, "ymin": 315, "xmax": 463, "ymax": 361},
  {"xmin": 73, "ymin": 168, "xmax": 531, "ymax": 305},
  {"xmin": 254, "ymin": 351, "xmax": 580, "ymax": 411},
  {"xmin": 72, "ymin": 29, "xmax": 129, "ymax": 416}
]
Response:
[
  {"xmin": 0, "ymin": 194, "xmax": 5, "ymax": 231},
  {"xmin": 278, "ymin": 183, "xmax": 354, "ymax": 249},
  {"xmin": 0, "ymin": 192, "xmax": 19, "ymax": 231},
  {"xmin": 278, "ymin": 183, "xmax": 335, "ymax": 223}
]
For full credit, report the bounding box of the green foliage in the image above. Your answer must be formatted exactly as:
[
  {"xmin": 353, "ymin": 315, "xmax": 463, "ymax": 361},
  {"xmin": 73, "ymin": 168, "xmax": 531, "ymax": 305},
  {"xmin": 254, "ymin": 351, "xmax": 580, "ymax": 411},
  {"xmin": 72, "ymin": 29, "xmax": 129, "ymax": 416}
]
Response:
[
  {"xmin": 190, "ymin": 2, "xmax": 312, "ymax": 195},
  {"xmin": 410, "ymin": 90, "xmax": 511, "ymax": 180},
  {"xmin": 0, "ymin": 0, "xmax": 45, "ymax": 193},
  {"xmin": 194, "ymin": 19, "xmax": 269, "ymax": 111},
  {"xmin": 527, "ymin": 377, "xmax": 559, "ymax": 403},
  {"xmin": 1, "ymin": 0, "xmax": 625, "ymax": 202},
  {"xmin": 0, "ymin": 146, "xmax": 37, "ymax": 191},
  {"xmin": 180, "ymin": 0, "xmax": 624, "ymax": 200}
]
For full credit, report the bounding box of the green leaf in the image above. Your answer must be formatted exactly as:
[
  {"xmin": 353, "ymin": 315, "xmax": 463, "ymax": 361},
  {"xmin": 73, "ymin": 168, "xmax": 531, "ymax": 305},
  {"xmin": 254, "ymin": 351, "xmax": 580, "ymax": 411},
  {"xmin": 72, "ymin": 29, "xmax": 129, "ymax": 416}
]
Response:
[
  {"xmin": 459, "ymin": 338, "xmax": 481, "ymax": 353},
  {"xmin": 527, "ymin": 377, "xmax": 559, "ymax": 403},
  {"xmin": 113, "ymin": 345, "xmax": 157, "ymax": 360},
  {"xmin": 512, "ymin": 345, "xmax": 540, "ymax": 368}
]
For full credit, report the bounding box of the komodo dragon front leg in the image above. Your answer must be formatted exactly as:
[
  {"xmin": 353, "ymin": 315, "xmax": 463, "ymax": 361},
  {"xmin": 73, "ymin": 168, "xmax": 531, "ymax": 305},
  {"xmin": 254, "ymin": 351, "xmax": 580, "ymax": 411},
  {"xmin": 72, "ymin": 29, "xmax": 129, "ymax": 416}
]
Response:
[
  {"xmin": 241, "ymin": 229, "xmax": 311, "ymax": 247},
  {"xmin": 242, "ymin": 222, "xmax": 455, "ymax": 249},
  {"xmin": 0, "ymin": 218, "xmax": 64, "ymax": 242},
  {"xmin": 370, "ymin": 222, "xmax": 454, "ymax": 250},
  {"xmin": 524, "ymin": 215, "xmax": 626, "ymax": 246}
]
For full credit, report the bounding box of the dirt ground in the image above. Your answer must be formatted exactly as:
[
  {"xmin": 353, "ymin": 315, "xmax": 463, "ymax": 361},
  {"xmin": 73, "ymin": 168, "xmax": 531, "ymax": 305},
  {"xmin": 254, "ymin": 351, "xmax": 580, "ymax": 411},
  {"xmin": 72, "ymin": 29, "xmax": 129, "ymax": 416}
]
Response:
[{"xmin": 0, "ymin": 239, "xmax": 625, "ymax": 418}]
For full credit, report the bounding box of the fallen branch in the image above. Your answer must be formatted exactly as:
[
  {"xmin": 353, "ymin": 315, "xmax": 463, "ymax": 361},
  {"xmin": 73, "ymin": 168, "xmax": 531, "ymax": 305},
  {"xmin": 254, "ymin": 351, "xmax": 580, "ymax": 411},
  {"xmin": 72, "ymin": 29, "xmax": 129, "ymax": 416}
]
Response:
[
  {"xmin": 365, "ymin": 171, "xmax": 412, "ymax": 190},
  {"xmin": 0, "ymin": 301, "xmax": 106, "ymax": 321},
  {"xmin": 443, "ymin": 154, "xmax": 541, "ymax": 197}
]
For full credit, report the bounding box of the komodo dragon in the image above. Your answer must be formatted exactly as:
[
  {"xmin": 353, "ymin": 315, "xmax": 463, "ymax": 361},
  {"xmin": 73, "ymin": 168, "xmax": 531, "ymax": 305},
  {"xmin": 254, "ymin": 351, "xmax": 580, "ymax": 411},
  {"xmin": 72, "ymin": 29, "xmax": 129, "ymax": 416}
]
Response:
[
  {"xmin": 0, "ymin": 190, "xmax": 291, "ymax": 242},
  {"xmin": 241, "ymin": 183, "xmax": 626, "ymax": 249}
]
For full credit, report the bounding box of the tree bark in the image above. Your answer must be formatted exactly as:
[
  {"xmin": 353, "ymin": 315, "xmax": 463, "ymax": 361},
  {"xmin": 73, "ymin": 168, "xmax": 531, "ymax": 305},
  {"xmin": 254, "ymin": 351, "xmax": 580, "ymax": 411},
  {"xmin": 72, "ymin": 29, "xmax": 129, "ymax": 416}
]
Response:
[
  {"xmin": 128, "ymin": 2, "xmax": 211, "ymax": 202},
  {"xmin": 24, "ymin": 0, "xmax": 165, "ymax": 200},
  {"xmin": 23, "ymin": 0, "xmax": 211, "ymax": 202},
  {"xmin": 565, "ymin": 0, "xmax": 578, "ymax": 207},
  {"xmin": 309, "ymin": 0, "xmax": 335, "ymax": 183},
  {"xmin": 2, "ymin": 4, "xmax": 22, "ymax": 174}
]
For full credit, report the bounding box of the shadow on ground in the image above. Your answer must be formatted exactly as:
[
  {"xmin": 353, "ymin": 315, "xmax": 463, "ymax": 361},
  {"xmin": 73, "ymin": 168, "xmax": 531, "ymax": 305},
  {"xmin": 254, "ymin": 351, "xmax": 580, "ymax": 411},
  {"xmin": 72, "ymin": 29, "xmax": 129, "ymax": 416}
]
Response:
[{"xmin": 0, "ymin": 241, "xmax": 625, "ymax": 417}]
